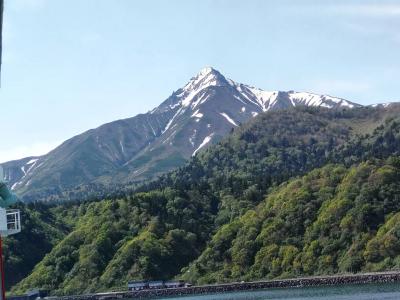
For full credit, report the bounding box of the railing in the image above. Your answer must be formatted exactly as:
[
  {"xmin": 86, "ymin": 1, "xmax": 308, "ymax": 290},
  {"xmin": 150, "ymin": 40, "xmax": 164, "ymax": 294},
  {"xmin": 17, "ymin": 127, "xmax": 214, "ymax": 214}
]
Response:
[{"xmin": 5, "ymin": 209, "xmax": 21, "ymax": 235}]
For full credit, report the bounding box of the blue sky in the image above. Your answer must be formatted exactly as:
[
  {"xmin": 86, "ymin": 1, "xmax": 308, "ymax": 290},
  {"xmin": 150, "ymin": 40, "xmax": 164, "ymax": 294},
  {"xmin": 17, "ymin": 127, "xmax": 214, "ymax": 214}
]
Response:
[{"xmin": 1, "ymin": 0, "xmax": 400, "ymax": 162}]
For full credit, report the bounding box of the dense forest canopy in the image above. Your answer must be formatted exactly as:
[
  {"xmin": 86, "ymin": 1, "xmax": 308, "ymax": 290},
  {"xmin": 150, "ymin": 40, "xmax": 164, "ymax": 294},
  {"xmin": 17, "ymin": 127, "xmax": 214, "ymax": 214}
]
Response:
[
  {"xmin": 6, "ymin": 105, "xmax": 400, "ymax": 295},
  {"xmin": 183, "ymin": 158, "xmax": 400, "ymax": 284}
]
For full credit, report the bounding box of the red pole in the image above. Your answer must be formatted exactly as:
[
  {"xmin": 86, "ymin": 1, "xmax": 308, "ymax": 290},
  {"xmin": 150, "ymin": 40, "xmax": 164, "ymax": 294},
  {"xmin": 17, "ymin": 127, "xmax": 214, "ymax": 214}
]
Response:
[{"xmin": 0, "ymin": 236, "xmax": 5, "ymax": 300}]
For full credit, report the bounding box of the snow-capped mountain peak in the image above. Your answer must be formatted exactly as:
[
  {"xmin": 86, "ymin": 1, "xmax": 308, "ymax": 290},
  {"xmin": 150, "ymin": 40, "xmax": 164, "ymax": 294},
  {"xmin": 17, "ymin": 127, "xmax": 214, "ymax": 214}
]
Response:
[
  {"xmin": 153, "ymin": 67, "xmax": 362, "ymax": 156},
  {"xmin": 2, "ymin": 67, "xmax": 365, "ymax": 201},
  {"xmin": 166, "ymin": 67, "xmax": 359, "ymax": 115},
  {"xmin": 154, "ymin": 67, "xmax": 361, "ymax": 154},
  {"xmin": 197, "ymin": 66, "xmax": 217, "ymax": 78},
  {"xmin": 178, "ymin": 67, "xmax": 228, "ymax": 107},
  {"xmin": 151, "ymin": 67, "xmax": 228, "ymax": 115}
]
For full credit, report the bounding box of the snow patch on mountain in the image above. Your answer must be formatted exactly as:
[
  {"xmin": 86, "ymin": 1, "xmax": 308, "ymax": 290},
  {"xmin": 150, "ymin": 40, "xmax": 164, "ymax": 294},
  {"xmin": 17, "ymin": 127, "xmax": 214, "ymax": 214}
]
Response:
[
  {"xmin": 191, "ymin": 93, "xmax": 211, "ymax": 110},
  {"xmin": 27, "ymin": 158, "xmax": 38, "ymax": 165},
  {"xmin": 220, "ymin": 112, "xmax": 238, "ymax": 127},
  {"xmin": 370, "ymin": 102, "xmax": 394, "ymax": 108},
  {"xmin": 191, "ymin": 110, "xmax": 204, "ymax": 119},
  {"xmin": 162, "ymin": 130, "xmax": 177, "ymax": 145},
  {"xmin": 10, "ymin": 158, "xmax": 41, "ymax": 190},
  {"xmin": 162, "ymin": 106, "xmax": 186, "ymax": 133},
  {"xmin": 21, "ymin": 166, "xmax": 27, "ymax": 176},
  {"xmin": 242, "ymin": 87, "xmax": 279, "ymax": 110},
  {"xmin": 193, "ymin": 133, "xmax": 214, "ymax": 156},
  {"xmin": 288, "ymin": 92, "xmax": 355, "ymax": 108},
  {"xmin": 233, "ymin": 95, "xmax": 247, "ymax": 105}
]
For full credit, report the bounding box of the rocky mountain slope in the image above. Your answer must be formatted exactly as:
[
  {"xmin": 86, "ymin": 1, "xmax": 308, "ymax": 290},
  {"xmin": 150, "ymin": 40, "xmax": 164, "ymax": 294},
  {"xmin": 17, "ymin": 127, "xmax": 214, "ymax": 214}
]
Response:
[{"xmin": 1, "ymin": 67, "xmax": 360, "ymax": 201}]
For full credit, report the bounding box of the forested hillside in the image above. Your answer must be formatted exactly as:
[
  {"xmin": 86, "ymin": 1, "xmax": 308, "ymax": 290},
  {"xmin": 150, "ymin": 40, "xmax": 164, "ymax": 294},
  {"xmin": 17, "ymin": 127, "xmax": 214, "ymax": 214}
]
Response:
[
  {"xmin": 182, "ymin": 158, "xmax": 400, "ymax": 284},
  {"xmin": 4, "ymin": 203, "xmax": 79, "ymax": 289},
  {"xmin": 9, "ymin": 105, "xmax": 400, "ymax": 295}
]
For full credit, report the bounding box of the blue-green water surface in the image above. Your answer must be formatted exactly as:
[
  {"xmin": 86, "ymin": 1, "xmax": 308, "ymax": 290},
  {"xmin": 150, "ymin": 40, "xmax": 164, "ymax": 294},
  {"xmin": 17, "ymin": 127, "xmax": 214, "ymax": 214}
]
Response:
[{"xmin": 156, "ymin": 283, "xmax": 400, "ymax": 300}]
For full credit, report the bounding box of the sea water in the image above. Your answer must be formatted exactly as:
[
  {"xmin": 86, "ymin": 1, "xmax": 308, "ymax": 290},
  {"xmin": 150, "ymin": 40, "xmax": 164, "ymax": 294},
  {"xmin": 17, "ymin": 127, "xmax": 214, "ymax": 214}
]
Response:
[{"xmin": 155, "ymin": 283, "xmax": 400, "ymax": 300}]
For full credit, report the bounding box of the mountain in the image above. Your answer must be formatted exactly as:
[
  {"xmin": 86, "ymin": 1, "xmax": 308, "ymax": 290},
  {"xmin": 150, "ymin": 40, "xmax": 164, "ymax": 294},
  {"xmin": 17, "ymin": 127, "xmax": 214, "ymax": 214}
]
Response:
[
  {"xmin": 11, "ymin": 105, "xmax": 400, "ymax": 295},
  {"xmin": 123, "ymin": 68, "xmax": 358, "ymax": 178},
  {"xmin": 1, "ymin": 67, "xmax": 360, "ymax": 202},
  {"xmin": 1, "ymin": 157, "xmax": 40, "ymax": 190}
]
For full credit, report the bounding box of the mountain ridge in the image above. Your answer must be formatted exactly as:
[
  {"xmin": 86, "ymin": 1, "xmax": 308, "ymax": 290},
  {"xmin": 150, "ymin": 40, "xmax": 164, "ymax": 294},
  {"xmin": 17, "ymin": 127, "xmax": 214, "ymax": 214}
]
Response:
[{"xmin": 1, "ymin": 67, "xmax": 363, "ymax": 201}]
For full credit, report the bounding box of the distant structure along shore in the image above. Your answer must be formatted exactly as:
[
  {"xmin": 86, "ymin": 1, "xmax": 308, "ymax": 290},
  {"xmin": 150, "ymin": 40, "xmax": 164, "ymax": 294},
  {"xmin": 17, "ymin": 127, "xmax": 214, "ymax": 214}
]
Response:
[{"xmin": 24, "ymin": 271, "xmax": 400, "ymax": 300}]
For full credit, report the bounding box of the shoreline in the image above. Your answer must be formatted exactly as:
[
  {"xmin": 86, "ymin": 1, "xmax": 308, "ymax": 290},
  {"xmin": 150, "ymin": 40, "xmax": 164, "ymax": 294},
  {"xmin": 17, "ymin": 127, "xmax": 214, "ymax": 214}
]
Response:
[{"xmin": 45, "ymin": 271, "xmax": 400, "ymax": 300}]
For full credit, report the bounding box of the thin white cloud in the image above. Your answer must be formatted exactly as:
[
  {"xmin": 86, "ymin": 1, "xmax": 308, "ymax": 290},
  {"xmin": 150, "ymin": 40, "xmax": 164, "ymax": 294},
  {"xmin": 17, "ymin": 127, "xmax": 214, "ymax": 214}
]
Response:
[
  {"xmin": 328, "ymin": 4, "xmax": 400, "ymax": 17},
  {"xmin": 310, "ymin": 79, "xmax": 372, "ymax": 97},
  {"xmin": 393, "ymin": 33, "xmax": 400, "ymax": 44},
  {"xmin": 331, "ymin": 3, "xmax": 400, "ymax": 45},
  {"xmin": 0, "ymin": 140, "xmax": 61, "ymax": 163},
  {"xmin": 340, "ymin": 20, "xmax": 400, "ymax": 45},
  {"xmin": 8, "ymin": 0, "xmax": 47, "ymax": 12},
  {"xmin": 342, "ymin": 22, "xmax": 382, "ymax": 36},
  {"xmin": 80, "ymin": 32, "xmax": 102, "ymax": 45}
]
